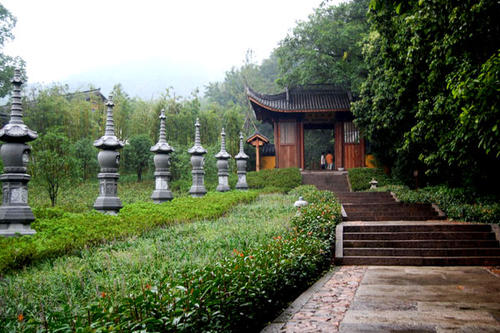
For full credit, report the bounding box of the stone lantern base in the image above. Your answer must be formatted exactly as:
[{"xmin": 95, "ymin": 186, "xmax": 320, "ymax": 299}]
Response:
[
  {"xmin": 189, "ymin": 170, "xmax": 207, "ymax": 197},
  {"xmin": 235, "ymin": 173, "xmax": 248, "ymax": 190},
  {"xmin": 151, "ymin": 171, "xmax": 173, "ymax": 203},
  {"xmin": 0, "ymin": 173, "xmax": 36, "ymax": 236},
  {"xmin": 216, "ymin": 175, "xmax": 230, "ymax": 192},
  {"xmin": 93, "ymin": 173, "xmax": 122, "ymax": 215}
]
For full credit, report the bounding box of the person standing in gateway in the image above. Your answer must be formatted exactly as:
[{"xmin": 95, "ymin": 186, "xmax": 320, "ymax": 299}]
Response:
[
  {"xmin": 320, "ymin": 152, "xmax": 326, "ymax": 169},
  {"xmin": 326, "ymin": 151, "xmax": 334, "ymax": 170}
]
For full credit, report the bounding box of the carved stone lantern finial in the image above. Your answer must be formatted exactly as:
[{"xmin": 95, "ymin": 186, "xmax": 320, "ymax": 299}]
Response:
[
  {"xmin": 235, "ymin": 132, "xmax": 249, "ymax": 190},
  {"xmin": 93, "ymin": 94, "xmax": 124, "ymax": 214},
  {"xmin": 215, "ymin": 127, "xmax": 231, "ymax": 192},
  {"xmin": 151, "ymin": 109, "xmax": 174, "ymax": 203},
  {"xmin": 0, "ymin": 68, "xmax": 38, "ymax": 236},
  {"xmin": 188, "ymin": 118, "xmax": 207, "ymax": 197}
]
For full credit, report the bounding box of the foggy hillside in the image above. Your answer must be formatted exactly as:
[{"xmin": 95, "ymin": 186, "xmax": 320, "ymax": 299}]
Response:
[{"xmin": 61, "ymin": 58, "xmax": 225, "ymax": 99}]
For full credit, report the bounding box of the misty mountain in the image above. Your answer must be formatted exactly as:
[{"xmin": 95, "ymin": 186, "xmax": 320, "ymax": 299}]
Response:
[{"xmin": 60, "ymin": 58, "xmax": 225, "ymax": 99}]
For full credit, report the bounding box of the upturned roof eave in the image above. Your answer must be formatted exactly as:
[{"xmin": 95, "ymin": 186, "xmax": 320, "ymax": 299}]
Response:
[{"xmin": 248, "ymin": 97, "xmax": 350, "ymax": 113}]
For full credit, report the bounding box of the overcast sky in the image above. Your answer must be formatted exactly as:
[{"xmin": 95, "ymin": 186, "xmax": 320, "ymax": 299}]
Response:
[{"xmin": 2, "ymin": 0, "xmax": 333, "ymax": 96}]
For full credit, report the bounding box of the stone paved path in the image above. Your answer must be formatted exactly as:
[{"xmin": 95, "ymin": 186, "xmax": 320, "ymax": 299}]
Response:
[
  {"xmin": 262, "ymin": 266, "xmax": 366, "ymax": 332},
  {"xmin": 262, "ymin": 266, "xmax": 500, "ymax": 332}
]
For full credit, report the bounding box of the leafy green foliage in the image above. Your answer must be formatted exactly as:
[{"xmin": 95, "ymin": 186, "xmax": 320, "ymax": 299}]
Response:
[
  {"xmin": 31, "ymin": 130, "xmax": 79, "ymax": 206},
  {"xmin": 0, "ymin": 191, "xmax": 258, "ymax": 274},
  {"xmin": 72, "ymin": 137, "xmax": 99, "ymax": 180},
  {"xmin": 275, "ymin": 0, "xmax": 369, "ymax": 94},
  {"xmin": 378, "ymin": 184, "xmax": 500, "ymax": 224},
  {"xmin": 353, "ymin": 0, "xmax": 500, "ymax": 191},
  {"xmin": 0, "ymin": 188, "xmax": 341, "ymax": 331},
  {"xmin": 247, "ymin": 167, "xmax": 302, "ymax": 193},
  {"xmin": 204, "ymin": 51, "xmax": 279, "ymax": 140},
  {"xmin": 0, "ymin": 194, "xmax": 294, "ymax": 331},
  {"xmin": 0, "ymin": 3, "xmax": 25, "ymax": 98},
  {"xmin": 122, "ymin": 134, "xmax": 153, "ymax": 182},
  {"xmin": 348, "ymin": 167, "xmax": 397, "ymax": 191}
]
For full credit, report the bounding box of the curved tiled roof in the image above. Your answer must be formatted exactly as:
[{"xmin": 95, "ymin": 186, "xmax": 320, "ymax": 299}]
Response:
[{"xmin": 246, "ymin": 85, "xmax": 351, "ymax": 113}]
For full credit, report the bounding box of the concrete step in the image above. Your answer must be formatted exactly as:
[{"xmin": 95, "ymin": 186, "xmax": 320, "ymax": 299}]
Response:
[
  {"xmin": 344, "ymin": 210, "xmax": 440, "ymax": 217},
  {"xmin": 339, "ymin": 256, "xmax": 500, "ymax": 266},
  {"xmin": 343, "ymin": 224, "xmax": 492, "ymax": 233},
  {"xmin": 343, "ymin": 247, "xmax": 500, "ymax": 257},
  {"xmin": 343, "ymin": 203, "xmax": 434, "ymax": 211},
  {"xmin": 343, "ymin": 232, "xmax": 496, "ymax": 240},
  {"xmin": 343, "ymin": 239, "xmax": 500, "ymax": 248},
  {"xmin": 301, "ymin": 173, "xmax": 350, "ymax": 193},
  {"xmin": 336, "ymin": 191, "xmax": 393, "ymax": 197},
  {"xmin": 344, "ymin": 214, "xmax": 444, "ymax": 221},
  {"xmin": 341, "ymin": 199, "xmax": 397, "ymax": 204}
]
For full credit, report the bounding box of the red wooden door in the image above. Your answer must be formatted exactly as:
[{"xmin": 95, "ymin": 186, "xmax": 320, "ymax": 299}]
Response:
[
  {"xmin": 343, "ymin": 122, "xmax": 365, "ymax": 169},
  {"xmin": 278, "ymin": 121, "xmax": 298, "ymax": 168}
]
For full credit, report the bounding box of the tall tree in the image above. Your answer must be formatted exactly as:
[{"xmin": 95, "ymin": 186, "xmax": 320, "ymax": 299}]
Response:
[
  {"xmin": 353, "ymin": 0, "xmax": 500, "ymax": 189},
  {"xmin": 0, "ymin": 3, "xmax": 25, "ymax": 97},
  {"xmin": 31, "ymin": 130, "xmax": 79, "ymax": 206},
  {"xmin": 274, "ymin": 0, "xmax": 369, "ymax": 94},
  {"xmin": 122, "ymin": 134, "xmax": 153, "ymax": 182}
]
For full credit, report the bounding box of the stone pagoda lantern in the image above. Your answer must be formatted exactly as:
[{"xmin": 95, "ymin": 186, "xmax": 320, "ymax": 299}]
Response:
[
  {"xmin": 93, "ymin": 95, "xmax": 124, "ymax": 214},
  {"xmin": 151, "ymin": 109, "xmax": 174, "ymax": 203},
  {"xmin": 0, "ymin": 69, "xmax": 38, "ymax": 236},
  {"xmin": 235, "ymin": 132, "xmax": 249, "ymax": 190},
  {"xmin": 215, "ymin": 127, "xmax": 231, "ymax": 192},
  {"xmin": 188, "ymin": 118, "xmax": 207, "ymax": 197}
]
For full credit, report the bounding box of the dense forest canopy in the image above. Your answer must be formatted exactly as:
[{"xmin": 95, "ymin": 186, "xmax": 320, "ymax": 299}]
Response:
[
  {"xmin": 352, "ymin": 0, "xmax": 500, "ymax": 191},
  {"xmin": 1, "ymin": 0, "xmax": 498, "ymax": 194}
]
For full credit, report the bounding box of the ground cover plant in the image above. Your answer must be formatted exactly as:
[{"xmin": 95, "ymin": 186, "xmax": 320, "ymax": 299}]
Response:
[
  {"xmin": 0, "ymin": 190, "xmax": 258, "ymax": 274},
  {"xmin": 1, "ymin": 189, "xmax": 342, "ymax": 331},
  {"xmin": 28, "ymin": 179, "xmax": 157, "ymax": 213},
  {"xmin": 246, "ymin": 167, "xmax": 302, "ymax": 193},
  {"xmin": 376, "ymin": 185, "xmax": 500, "ymax": 225},
  {"xmin": 347, "ymin": 167, "xmax": 397, "ymax": 191}
]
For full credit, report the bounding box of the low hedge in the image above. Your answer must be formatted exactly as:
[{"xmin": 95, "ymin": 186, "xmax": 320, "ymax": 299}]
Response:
[
  {"xmin": 378, "ymin": 185, "xmax": 500, "ymax": 224},
  {"xmin": 247, "ymin": 167, "xmax": 302, "ymax": 193},
  {"xmin": 348, "ymin": 167, "xmax": 396, "ymax": 191},
  {"xmin": 0, "ymin": 191, "xmax": 258, "ymax": 274},
  {"xmin": 45, "ymin": 186, "xmax": 341, "ymax": 331}
]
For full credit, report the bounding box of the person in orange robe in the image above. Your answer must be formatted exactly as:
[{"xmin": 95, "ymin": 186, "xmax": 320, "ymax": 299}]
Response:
[{"xmin": 325, "ymin": 151, "xmax": 334, "ymax": 170}]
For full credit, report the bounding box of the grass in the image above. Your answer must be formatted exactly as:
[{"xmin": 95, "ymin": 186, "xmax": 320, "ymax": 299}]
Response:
[
  {"xmin": 0, "ymin": 194, "xmax": 295, "ymax": 329},
  {"xmin": 28, "ymin": 178, "xmax": 175, "ymax": 213}
]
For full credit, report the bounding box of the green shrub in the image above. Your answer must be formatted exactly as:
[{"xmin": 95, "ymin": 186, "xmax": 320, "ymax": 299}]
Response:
[
  {"xmin": 290, "ymin": 185, "xmax": 337, "ymax": 204},
  {"xmin": 80, "ymin": 187, "xmax": 341, "ymax": 331},
  {"xmin": 379, "ymin": 184, "xmax": 500, "ymax": 224},
  {"xmin": 247, "ymin": 167, "xmax": 302, "ymax": 192},
  {"xmin": 348, "ymin": 167, "xmax": 396, "ymax": 191},
  {"xmin": 0, "ymin": 191, "xmax": 258, "ymax": 274},
  {"xmin": 1, "ymin": 188, "xmax": 342, "ymax": 332}
]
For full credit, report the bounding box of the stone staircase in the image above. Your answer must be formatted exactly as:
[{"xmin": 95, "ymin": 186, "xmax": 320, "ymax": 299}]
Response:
[
  {"xmin": 337, "ymin": 192, "xmax": 443, "ymax": 221},
  {"xmin": 301, "ymin": 171, "xmax": 350, "ymax": 193},
  {"xmin": 301, "ymin": 171, "xmax": 500, "ymax": 266},
  {"xmin": 337, "ymin": 222, "xmax": 500, "ymax": 266}
]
